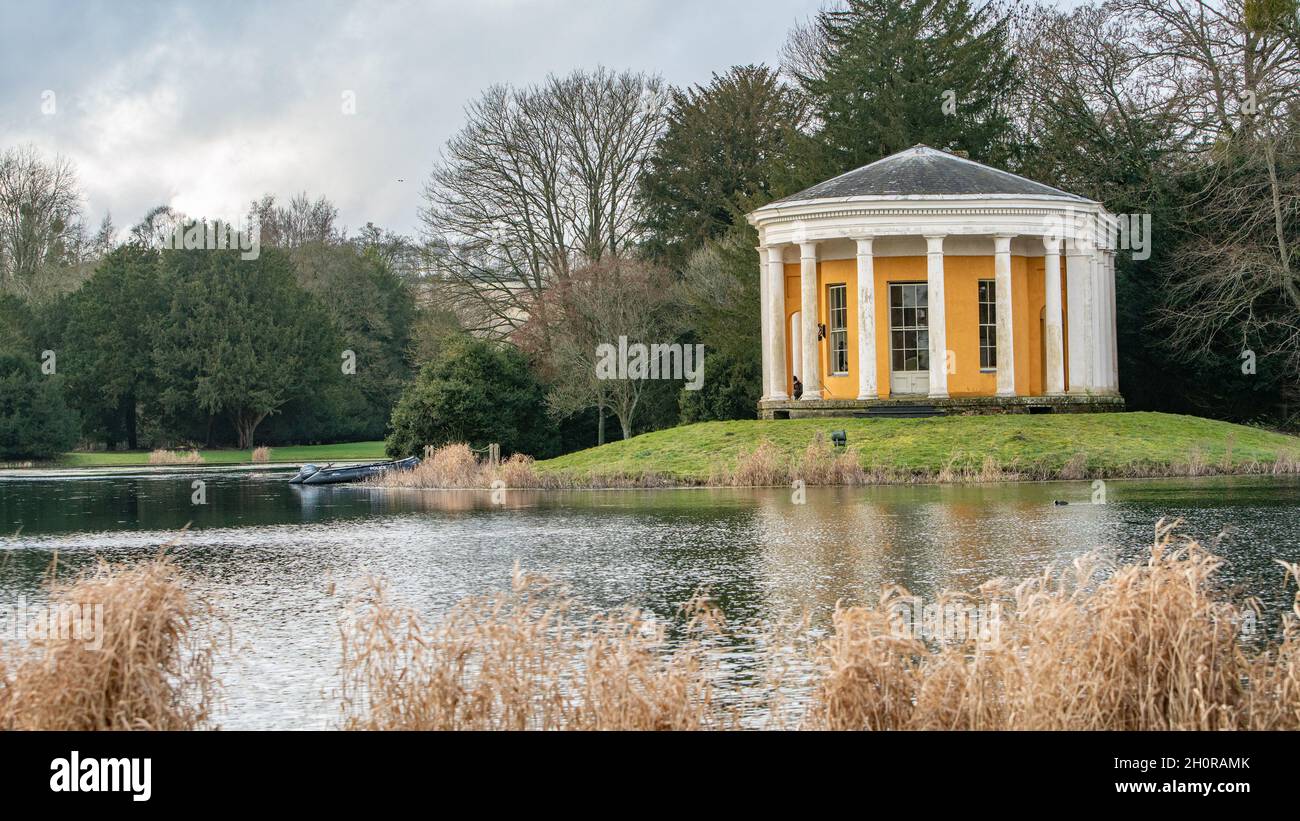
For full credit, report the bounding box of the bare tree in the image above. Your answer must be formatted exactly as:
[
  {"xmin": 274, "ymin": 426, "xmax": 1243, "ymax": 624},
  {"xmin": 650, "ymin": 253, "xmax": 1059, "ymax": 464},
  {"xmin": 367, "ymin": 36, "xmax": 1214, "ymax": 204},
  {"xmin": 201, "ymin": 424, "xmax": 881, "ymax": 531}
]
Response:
[
  {"xmin": 248, "ymin": 192, "xmax": 340, "ymax": 248},
  {"xmin": 420, "ymin": 68, "xmax": 667, "ymax": 338},
  {"xmin": 1161, "ymin": 127, "xmax": 1299, "ymax": 385},
  {"xmin": 0, "ymin": 144, "xmax": 86, "ymax": 300},
  {"xmin": 1115, "ymin": 0, "xmax": 1300, "ymax": 145},
  {"xmin": 130, "ymin": 204, "xmax": 188, "ymax": 248},
  {"xmin": 546, "ymin": 70, "xmax": 666, "ymax": 262},
  {"xmin": 1011, "ymin": 4, "xmax": 1199, "ymax": 162},
  {"xmin": 1132, "ymin": 1, "xmax": 1300, "ymax": 414},
  {"xmin": 523, "ymin": 260, "xmax": 681, "ymax": 442}
]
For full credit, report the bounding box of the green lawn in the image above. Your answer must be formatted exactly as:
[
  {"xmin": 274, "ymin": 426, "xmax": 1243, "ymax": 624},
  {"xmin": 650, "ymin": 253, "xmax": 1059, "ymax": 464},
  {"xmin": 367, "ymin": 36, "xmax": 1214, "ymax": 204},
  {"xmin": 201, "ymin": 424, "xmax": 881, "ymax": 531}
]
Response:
[
  {"xmin": 53, "ymin": 441, "xmax": 387, "ymax": 468},
  {"xmin": 536, "ymin": 412, "xmax": 1300, "ymax": 483}
]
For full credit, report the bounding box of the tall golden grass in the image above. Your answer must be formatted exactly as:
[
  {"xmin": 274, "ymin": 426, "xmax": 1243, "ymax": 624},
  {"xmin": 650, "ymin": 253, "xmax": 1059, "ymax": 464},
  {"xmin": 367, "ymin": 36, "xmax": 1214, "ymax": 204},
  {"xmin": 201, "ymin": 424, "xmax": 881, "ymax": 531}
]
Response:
[
  {"xmin": 148, "ymin": 448, "xmax": 204, "ymax": 465},
  {"xmin": 3, "ymin": 523, "xmax": 1295, "ymax": 731},
  {"xmin": 338, "ymin": 568, "xmax": 734, "ymax": 730},
  {"xmin": 250, "ymin": 446, "xmax": 272, "ymax": 463},
  {"xmin": 0, "ymin": 556, "xmax": 218, "ymax": 730},
  {"xmin": 338, "ymin": 522, "xmax": 1300, "ymax": 731},
  {"xmin": 371, "ymin": 443, "xmax": 675, "ymax": 489},
  {"xmin": 813, "ymin": 521, "xmax": 1300, "ymax": 730}
]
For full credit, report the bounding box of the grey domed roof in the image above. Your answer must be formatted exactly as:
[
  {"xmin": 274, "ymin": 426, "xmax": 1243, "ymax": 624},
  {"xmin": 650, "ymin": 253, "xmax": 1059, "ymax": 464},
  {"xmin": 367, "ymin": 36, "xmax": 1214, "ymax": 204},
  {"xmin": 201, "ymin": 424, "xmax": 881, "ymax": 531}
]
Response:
[{"xmin": 764, "ymin": 145, "xmax": 1089, "ymax": 206}]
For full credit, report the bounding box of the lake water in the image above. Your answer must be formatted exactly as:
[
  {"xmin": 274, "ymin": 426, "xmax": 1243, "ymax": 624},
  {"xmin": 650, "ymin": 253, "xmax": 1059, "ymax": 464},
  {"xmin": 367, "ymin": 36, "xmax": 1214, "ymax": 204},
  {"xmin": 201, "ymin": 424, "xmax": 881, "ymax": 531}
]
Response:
[{"xmin": 1, "ymin": 470, "xmax": 1298, "ymax": 729}]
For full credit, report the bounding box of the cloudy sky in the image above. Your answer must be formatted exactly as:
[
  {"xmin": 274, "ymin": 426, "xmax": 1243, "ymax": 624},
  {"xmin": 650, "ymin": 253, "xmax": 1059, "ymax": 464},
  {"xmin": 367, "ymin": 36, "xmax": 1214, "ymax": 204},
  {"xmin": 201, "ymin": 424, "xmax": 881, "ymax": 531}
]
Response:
[{"xmin": 1, "ymin": 0, "xmax": 835, "ymax": 239}]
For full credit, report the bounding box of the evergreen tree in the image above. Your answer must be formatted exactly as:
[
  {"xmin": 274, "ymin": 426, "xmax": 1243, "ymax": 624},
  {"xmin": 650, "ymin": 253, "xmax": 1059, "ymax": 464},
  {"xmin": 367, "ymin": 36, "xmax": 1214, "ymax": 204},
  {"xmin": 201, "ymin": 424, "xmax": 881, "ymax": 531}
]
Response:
[
  {"xmin": 639, "ymin": 65, "xmax": 807, "ymax": 269},
  {"xmin": 152, "ymin": 246, "xmax": 335, "ymax": 449},
  {"xmin": 784, "ymin": 0, "xmax": 1019, "ymax": 188},
  {"xmin": 0, "ymin": 352, "xmax": 79, "ymax": 460},
  {"xmin": 0, "ymin": 293, "xmax": 34, "ymax": 355},
  {"xmin": 675, "ymin": 223, "xmax": 763, "ymax": 421},
  {"xmin": 385, "ymin": 337, "xmax": 557, "ymax": 459},
  {"xmin": 278, "ymin": 241, "xmax": 417, "ymax": 440},
  {"xmin": 61, "ymin": 245, "xmax": 164, "ymax": 448}
]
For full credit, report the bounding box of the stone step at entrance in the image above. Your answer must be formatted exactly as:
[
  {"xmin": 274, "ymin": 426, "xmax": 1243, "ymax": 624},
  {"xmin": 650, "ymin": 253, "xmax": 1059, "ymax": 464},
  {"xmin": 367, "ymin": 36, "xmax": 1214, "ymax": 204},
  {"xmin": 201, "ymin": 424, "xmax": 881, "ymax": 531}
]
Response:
[{"xmin": 854, "ymin": 404, "xmax": 944, "ymax": 419}]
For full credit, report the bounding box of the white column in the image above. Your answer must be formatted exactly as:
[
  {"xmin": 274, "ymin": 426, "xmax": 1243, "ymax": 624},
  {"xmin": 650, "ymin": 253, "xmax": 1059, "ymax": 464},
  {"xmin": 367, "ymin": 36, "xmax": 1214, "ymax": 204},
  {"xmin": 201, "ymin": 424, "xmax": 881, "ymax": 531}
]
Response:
[
  {"xmin": 799, "ymin": 241, "xmax": 822, "ymax": 400},
  {"xmin": 994, "ymin": 234, "xmax": 1016, "ymax": 396},
  {"xmin": 1065, "ymin": 244, "xmax": 1093, "ymax": 394},
  {"xmin": 1106, "ymin": 250, "xmax": 1119, "ymax": 394},
  {"xmin": 925, "ymin": 235, "xmax": 949, "ymax": 399},
  {"xmin": 767, "ymin": 245, "xmax": 789, "ymax": 400},
  {"xmin": 758, "ymin": 245, "xmax": 771, "ymax": 400},
  {"xmin": 855, "ymin": 237, "xmax": 877, "ymax": 400},
  {"xmin": 1043, "ymin": 235, "xmax": 1065, "ymax": 395},
  {"xmin": 1091, "ymin": 251, "xmax": 1107, "ymax": 394}
]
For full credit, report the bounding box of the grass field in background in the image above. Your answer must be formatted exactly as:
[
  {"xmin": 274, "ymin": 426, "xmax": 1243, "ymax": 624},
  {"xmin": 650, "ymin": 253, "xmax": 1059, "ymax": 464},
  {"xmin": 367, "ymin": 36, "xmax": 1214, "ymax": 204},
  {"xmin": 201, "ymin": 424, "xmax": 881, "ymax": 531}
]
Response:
[
  {"xmin": 536, "ymin": 412, "xmax": 1300, "ymax": 483},
  {"xmin": 52, "ymin": 441, "xmax": 387, "ymax": 468}
]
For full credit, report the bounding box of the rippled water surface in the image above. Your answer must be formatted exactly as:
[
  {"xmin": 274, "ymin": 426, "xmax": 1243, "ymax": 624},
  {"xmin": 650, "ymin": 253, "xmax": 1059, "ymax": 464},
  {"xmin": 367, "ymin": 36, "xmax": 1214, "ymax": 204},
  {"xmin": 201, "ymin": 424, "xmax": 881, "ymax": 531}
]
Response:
[{"xmin": 2, "ymin": 470, "xmax": 1297, "ymax": 728}]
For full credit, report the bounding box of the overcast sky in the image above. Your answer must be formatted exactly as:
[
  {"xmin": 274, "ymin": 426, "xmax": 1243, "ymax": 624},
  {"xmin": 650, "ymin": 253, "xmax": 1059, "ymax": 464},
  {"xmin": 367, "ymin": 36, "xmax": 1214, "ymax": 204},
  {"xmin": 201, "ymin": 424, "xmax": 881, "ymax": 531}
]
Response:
[{"xmin": 1, "ymin": 0, "xmax": 835, "ymax": 239}]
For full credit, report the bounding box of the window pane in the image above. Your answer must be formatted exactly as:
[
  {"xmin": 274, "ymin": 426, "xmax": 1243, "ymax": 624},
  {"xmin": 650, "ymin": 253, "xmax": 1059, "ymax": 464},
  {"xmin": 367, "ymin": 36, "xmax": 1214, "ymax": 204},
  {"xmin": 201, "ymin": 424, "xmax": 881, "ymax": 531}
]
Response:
[
  {"xmin": 893, "ymin": 349, "xmax": 904, "ymax": 371},
  {"xmin": 828, "ymin": 285, "xmax": 846, "ymax": 333},
  {"xmin": 892, "ymin": 307, "xmax": 904, "ymax": 328},
  {"xmin": 918, "ymin": 329, "xmax": 929, "ymax": 350},
  {"xmin": 916, "ymin": 306, "xmax": 927, "ymax": 327},
  {"xmin": 918, "ymin": 349, "xmax": 929, "ymax": 370},
  {"xmin": 917, "ymin": 288, "xmax": 928, "ymax": 308}
]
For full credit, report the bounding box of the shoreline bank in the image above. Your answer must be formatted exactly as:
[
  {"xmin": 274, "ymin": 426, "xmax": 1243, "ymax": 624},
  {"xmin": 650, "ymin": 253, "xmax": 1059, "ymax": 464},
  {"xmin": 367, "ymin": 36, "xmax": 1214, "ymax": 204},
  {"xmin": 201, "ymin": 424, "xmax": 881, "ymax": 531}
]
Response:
[{"xmin": 371, "ymin": 413, "xmax": 1300, "ymax": 490}]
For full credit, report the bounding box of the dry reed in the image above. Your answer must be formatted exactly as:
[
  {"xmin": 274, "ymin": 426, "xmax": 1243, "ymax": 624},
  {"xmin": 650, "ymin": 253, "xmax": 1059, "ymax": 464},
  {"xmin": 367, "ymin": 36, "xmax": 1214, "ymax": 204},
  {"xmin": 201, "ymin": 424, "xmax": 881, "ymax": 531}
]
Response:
[
  {"xmin": 811, "ymin": 519, "xmax": 1300, "ymax": 730},
  {"xmin": 148, "ymin": 448, "xmax": 203, "ymax": 465},
  {"xmin": 250, "ymin": 446, "xmax": 272, "ymax": 463},
  {"xmin": 338, "ymin": 568, "xmax": 735, "ymax": 730},
  {"xmin": 3, "ymin": 523, "xmax": 1294, "ymax": 731},
  {"xmin": 336, "ymin": 521, "xmax": 1300, "ymax": 731},
  {"xmin": 370, "ymin": 443, "xmax": 677, "ymax": 490},
  {"xmin": 0, "ymin": 555, "xmax": 219, "ymax": 730}
]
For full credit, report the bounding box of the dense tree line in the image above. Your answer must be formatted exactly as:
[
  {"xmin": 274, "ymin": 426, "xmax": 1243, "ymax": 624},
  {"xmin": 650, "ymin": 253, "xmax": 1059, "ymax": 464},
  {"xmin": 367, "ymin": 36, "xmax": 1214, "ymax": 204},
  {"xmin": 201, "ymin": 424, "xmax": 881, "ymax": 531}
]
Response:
[{"xmin": 0, "ymin": 183, "xmax": 428, "ymax": 456}]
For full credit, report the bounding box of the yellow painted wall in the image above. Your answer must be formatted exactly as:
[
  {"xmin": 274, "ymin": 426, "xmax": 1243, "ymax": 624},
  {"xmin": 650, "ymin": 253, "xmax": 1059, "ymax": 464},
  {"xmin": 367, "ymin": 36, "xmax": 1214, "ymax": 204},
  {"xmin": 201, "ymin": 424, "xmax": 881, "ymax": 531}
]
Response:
[{"xmin": 781, "ymin": 255, "xmax": 1055, "ymax": 398}]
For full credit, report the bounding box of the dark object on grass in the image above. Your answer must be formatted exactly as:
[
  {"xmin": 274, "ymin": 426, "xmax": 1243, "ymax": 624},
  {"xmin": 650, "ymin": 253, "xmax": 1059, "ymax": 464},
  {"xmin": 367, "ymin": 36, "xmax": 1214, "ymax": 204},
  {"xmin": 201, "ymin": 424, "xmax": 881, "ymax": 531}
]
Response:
[
  {"xmin": 830, "ymin": 430, "xmax": 847, "ymax": 448},
  {"xmin": 1054, "ymin": 500, "xmax": 1069, "ymax": 506}
]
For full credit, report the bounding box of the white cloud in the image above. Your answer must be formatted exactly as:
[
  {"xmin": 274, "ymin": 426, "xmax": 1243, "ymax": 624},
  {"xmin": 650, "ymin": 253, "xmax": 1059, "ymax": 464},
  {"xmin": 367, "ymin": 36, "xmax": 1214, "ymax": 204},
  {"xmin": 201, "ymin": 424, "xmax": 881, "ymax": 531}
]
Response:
[{"xmin": 0, "ymin": 0, "xmax": 823, "ymax": 238}]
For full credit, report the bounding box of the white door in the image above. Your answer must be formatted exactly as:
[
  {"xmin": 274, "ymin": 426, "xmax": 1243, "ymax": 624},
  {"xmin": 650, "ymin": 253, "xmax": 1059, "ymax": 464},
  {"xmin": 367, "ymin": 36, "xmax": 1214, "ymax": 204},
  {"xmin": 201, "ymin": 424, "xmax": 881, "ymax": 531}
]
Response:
[{"xmin": 889, "ymin": 283, "xmax": 930, "ymax": 395}]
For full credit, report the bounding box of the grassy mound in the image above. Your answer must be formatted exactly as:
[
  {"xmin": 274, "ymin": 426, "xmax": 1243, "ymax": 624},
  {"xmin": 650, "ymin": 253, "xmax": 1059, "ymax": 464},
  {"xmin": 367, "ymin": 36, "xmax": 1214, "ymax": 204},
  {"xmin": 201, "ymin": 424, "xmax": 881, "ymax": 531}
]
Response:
[{"xmin": 536, "ymin": 412, "xmax": 1300, "ymax": 485}]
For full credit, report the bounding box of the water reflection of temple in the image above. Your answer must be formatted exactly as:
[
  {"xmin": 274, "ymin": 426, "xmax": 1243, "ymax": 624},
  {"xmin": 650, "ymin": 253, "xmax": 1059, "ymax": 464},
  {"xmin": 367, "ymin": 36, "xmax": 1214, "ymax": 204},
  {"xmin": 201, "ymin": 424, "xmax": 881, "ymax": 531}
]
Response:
[{"xmin": 749, "ymin": 483, "xmax": 1115, "ymax": 622}]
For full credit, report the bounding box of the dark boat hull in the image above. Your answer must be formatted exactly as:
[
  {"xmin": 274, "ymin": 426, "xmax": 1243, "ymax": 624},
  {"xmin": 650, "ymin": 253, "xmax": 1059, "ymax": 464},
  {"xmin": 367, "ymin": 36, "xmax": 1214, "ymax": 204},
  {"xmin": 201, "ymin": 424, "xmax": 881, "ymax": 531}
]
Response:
[
  {"xmin": 300, "ymin": 456, "xmax": 419, "ymax": 485},
  {"xmin": 288, "ymin": 464, "xmax": 321, "ymax": 484}
]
